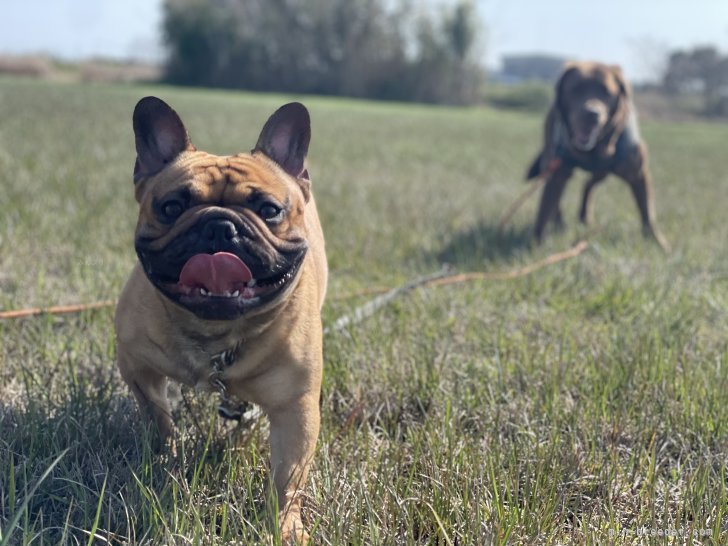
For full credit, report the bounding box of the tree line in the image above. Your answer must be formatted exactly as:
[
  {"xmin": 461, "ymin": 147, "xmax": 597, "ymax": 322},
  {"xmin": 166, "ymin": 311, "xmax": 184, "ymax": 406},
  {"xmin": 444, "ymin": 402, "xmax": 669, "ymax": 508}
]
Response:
[
  {"xmin": 162, "ymin": 2, "xmax": 728, "ymax": 115},
  {"xmin": 662, "ymin": 45, "xmax": 728, "ymax": 116},
  {"xmin": 163, "ymin": 0, "xmax": 484, "ymax": 105}
]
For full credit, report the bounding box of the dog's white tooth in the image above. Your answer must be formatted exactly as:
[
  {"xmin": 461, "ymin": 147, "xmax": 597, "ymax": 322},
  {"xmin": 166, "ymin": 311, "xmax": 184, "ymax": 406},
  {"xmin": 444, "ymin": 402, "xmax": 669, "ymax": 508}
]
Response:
[{"xmin": 232, "ymin": 290, "xmax": 240, "ymax": 297}]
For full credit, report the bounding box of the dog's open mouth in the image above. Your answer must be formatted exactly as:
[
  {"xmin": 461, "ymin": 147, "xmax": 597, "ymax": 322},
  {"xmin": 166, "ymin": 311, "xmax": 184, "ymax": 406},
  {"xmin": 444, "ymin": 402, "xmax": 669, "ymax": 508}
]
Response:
[
  {"xmin": 148, "ymin": 250, "xmax": 306, "ymax": 319},
  {"xmin": 177, "ymin": 252, "xmax": 253, "ymax": 298},
  {"xmin": 174, "ymin": 251, "xmax": 300, "ymax": 301},
  {"xmin": 572, "ymin": 125, "xmax": 601, "ymax": 151}
]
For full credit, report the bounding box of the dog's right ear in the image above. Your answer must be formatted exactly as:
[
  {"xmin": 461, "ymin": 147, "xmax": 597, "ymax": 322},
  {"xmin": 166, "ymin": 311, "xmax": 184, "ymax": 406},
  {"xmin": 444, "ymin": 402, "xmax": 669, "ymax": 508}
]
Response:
[
  {"xmin": 555, "ymin": 62, "xmax": 580, "ymax": 121},
  {"xmin": 133, "ymin": 96, "xmax": 194, "ymax": 182}
]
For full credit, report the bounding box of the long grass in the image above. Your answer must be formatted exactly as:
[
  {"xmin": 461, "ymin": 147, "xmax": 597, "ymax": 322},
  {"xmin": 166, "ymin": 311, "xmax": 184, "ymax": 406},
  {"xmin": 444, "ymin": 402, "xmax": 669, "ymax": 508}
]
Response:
[{"xmin": 0, "ymin": 76, "xmax": 726, "ymax": 544}]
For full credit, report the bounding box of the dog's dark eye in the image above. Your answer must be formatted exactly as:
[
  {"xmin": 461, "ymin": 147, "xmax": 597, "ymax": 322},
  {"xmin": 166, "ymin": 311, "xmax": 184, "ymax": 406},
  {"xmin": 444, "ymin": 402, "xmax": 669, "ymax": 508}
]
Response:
[
  {"xmin": 258, "ymin": 203, "xmax": 283, "ymax": 222},
  {"xmin": 161, "ymin": 200, "xmax": 184, "ymax": 219}
]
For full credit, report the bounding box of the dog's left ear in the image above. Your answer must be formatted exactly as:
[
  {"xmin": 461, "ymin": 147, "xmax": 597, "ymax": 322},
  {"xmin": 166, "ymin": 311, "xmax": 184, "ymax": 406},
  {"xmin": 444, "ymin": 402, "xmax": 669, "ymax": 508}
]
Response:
[
  {"xmin": 610, "ymin": 65, "xmax": 631, "ymax": 100},
  {"xmin": 609, "ymin": 65, "xmax": 631, "ymax": 124},
  {"xmin": 604, "ymin": 65, "xmax": 632, "ymax": 154},
  {"xmin": 254, "ymin": 102, "xmax": 311, "ymax": 201}
]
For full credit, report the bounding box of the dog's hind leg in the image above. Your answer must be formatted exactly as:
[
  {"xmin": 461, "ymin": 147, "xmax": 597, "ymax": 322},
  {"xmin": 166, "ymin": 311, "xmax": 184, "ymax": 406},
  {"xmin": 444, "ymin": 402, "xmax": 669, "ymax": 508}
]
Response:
[
  {"xmin": 534, "ymin": 163, "xmax": 574, "ymax": 242},
  {"xmin": 613, "ymin": 150, "xmax": 670, "ymax": 252},
  {"xmin": 579, "ymin": 171, "xmax": 609, "ymax": 225},
  {"xmin": 624, "ymin": 170, "xmax": 670, "ymax": 252}
]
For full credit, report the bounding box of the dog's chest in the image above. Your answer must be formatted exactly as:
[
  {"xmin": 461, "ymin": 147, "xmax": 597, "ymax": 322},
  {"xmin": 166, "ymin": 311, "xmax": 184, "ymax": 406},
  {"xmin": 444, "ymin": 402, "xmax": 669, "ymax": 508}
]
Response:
[
  {"xmin": 167, "ymin": 334, "xmax": 245, "ymax": 388},
  {"xmin": 160, "ymin": 309, "xmax": 293, "ymax": 408}
]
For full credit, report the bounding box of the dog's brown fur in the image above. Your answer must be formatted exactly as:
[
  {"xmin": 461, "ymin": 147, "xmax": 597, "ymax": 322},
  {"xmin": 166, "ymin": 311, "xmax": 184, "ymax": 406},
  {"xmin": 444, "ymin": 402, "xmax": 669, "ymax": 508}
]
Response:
[
  {"xmin": 527, "ymin": 61, "xmax": 669, "ymax": 251},
  {"xmin": 115, "ymin": 97, "xmax": 326, "ymax": 543}
]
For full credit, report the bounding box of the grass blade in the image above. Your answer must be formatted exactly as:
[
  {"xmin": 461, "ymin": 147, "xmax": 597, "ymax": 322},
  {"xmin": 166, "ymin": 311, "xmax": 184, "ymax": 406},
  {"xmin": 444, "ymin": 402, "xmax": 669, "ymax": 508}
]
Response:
[
  {"xmin": 86, "ymin": 473, "xmax": 108, "ymax": 546},
  {"xmin": 0, "ymin": 449, "xmax": 68, "ymax": 546}
]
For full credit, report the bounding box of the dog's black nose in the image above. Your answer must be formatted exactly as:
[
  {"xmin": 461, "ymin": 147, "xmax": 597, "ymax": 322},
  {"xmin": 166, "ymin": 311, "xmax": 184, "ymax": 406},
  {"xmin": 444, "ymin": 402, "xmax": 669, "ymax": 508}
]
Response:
[
  {"xmin": 583, "ymin": 106, "xmax": 601, "ymax": 123},
  {"xmin": 201, "ymin": 218, "xmax": 237, "ymax": 245}
]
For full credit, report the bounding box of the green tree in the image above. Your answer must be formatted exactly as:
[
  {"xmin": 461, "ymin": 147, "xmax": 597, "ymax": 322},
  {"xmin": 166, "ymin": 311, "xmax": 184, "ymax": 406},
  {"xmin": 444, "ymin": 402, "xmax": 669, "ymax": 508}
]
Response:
[
  {"xmin": 161, "ymin": 0, "xmax": 485, "ymax": 105},
  {"xmin": 663, "ymin": 45, "xmax": 728, "ymax": 116}
]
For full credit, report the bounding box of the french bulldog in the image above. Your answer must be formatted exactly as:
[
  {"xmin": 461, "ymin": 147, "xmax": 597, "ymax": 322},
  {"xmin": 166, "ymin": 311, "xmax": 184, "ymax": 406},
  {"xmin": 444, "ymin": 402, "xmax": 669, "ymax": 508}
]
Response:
[{"xmin": 115, "ymin": 96, "xmax": 327, "ymax": 543}]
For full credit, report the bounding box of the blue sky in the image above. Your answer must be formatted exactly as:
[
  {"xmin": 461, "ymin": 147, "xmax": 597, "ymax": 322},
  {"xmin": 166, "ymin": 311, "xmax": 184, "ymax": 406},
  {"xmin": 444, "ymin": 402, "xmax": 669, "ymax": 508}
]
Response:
[
  {"xmin": 1, "ymin": 0, "xmax": 163, "ymax": 61},
  {"xmin": 484, "ymin": 0, "xmax": 728, "ymax": 81},
  {"xmin": 2, "ymin": 0, "xmax": 728, "ymax": 82}
]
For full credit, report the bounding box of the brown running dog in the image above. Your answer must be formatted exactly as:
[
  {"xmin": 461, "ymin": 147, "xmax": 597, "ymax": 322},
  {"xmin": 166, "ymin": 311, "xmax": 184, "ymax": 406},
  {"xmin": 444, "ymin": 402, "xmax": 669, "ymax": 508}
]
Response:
[
  {"xmin": 526, "ymin": 61, "xmax": 669, "ymax": 251},
  {"xmin": 115, "ymin": 97, "xmax": 327, "ymax": 544}
]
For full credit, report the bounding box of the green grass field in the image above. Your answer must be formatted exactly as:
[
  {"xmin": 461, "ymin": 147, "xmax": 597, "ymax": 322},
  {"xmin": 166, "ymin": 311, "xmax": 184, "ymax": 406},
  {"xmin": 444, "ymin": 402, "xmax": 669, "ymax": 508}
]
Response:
[{"xmin": 0, "ymin": 76, "xmax": 727, "ymax": 545}]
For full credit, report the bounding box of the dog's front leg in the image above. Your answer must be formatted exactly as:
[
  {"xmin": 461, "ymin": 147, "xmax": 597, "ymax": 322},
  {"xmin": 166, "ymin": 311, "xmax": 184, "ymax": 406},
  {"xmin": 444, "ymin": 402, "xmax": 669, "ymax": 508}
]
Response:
[
  {"xmin": 267, "ymin": 392, "xmax": 320, "ymax": 544},
  {"xmin": 579, "ymin": 171, "xmax": 608, "ymax": 225},
  {"xmin": 534, "ymin": 163, "xmax": 574, "ymax": 242},
  {"xmin": 117, "ymin": 350, "xmax": 174, "ymax": 440}
]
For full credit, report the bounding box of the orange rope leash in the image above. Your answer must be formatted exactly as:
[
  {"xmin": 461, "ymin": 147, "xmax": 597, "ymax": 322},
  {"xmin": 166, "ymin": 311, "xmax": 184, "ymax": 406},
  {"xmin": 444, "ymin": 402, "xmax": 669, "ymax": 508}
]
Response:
[
  {"xmin": 332, "ymin": 238, "xmax": 588, "ymax": 301},
  {"xmin": 0, "ymin": 234, "xmax": 587, "ymax": 321},
  {"xmin": 426, "ymin": 239, "xmax": 587, "ymax": 286},
  {"xmin": 0, "ymin": 300, "xmax": 116, "ymax": 320}
]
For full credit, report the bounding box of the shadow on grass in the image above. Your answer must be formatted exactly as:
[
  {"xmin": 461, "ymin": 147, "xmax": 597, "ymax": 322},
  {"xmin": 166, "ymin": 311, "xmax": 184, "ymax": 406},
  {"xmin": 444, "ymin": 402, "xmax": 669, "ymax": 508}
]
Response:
[
  {"xmin": 0, "ymin": 391, "xmax": 271, "ymax": 545},
  {"xmin": 434, "ymin": 221, "xmax": 534, "ymax": 270},
  {"xmin": 0, "ymin": 396, "xmax": 146, "ymax": 544}
]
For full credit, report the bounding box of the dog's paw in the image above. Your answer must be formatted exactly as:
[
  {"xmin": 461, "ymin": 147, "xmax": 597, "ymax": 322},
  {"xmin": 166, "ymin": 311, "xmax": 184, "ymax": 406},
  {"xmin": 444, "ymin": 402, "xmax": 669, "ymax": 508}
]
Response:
[{"xmin": 280, "ymin": 519, "xmax": 310, "ymax": 545}]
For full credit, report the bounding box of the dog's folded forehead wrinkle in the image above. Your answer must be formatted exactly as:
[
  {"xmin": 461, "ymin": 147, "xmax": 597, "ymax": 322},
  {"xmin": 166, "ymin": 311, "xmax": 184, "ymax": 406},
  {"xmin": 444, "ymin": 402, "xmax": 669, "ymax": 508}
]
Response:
[
  {"xmin": 142, "ymin": 151, "xmax": 295, "ymax": 209},
  {"xmin": 180, "ymin": 153, "xmax": 267, "ymax": 185}
]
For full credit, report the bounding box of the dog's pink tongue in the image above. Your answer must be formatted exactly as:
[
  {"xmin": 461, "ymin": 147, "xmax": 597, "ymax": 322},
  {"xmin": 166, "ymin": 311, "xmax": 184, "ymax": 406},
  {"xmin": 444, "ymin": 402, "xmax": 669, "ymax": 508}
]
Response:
[{"xmin": 179, "ymin": 252, "xmax": 252, "ymax": 293}]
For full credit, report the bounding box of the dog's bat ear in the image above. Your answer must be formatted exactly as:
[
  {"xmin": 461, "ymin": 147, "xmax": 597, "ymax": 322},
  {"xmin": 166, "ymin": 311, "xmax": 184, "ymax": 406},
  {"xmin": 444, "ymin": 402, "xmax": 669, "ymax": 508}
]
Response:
[
  {"xmin": 133, "ymin": 96, "xmax": 193, "ymax": 182},
  {"xmin": 254, "ymin": 102, "xmax": 311, "ymax": 201}
]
